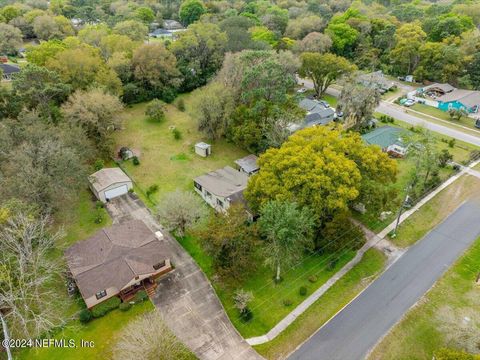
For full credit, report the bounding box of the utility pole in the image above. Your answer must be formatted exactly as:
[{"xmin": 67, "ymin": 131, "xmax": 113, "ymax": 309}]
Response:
[
  {"xmin": 393, "ymin": 185, "xmax": 411, "ymax": 237},
  {"xmin": 0, "ymin": 312, "xmax": 13, "ymax": 360}
]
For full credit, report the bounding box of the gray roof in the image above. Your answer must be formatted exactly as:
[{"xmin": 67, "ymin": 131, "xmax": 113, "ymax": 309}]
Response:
[
  {"xmin": 89, "ymin": 168, "xmax": 131, "ymax": 192},
  {"xmin": 149, "ymin": 28, "xmax": 172, "ymax": 36},
  {"xmin": 299, "ymin": 98, "xmax": 319, "ymax": 111},
  {"xmin": 422, "ymin": 83, "xmax": 455, "ymax": 94},
  {"xmin": 65, "ymin": 220, "xmax": 169, "ymax": 299},
  {"xmin": 305, "ymin": 110, "xmax": 334, "ymax": 125},
  {"xmin": 0, "ymin": 63, "xmax": 20, "ymax": 75},
  {"xmin": 163, "ymin": 19, "xmax": 184, "ymax": 30},
  {"xmin": 358, "ymin": 71, "xmax": 395, "ymax": 91},
  {"xmin": 234, "ymin": 155, "xmax": 259, "ymax": 174},
  {"xmin": 437, "ymin": 89, "xmax": 480, "ymax": 108},
  {"xmin": 194, "ymin": 166, "xmax": 248, "ymax": 198}
]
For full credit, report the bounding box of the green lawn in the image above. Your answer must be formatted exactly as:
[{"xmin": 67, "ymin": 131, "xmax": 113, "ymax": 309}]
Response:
[
  {"xmin": 356, "ymin": 117, "xmax": 479, "ymax": 232},
  {"xmin": 255, "ymin": 249, "xmax": 386, "ymax": 359},
  {"xmin": 18, "ymin": 301, "xmax": 154, "ymax": 360},
  {"xmin": 391, "ymin": 174, "xmax": 480, "ymax": 248},
  {"xmin": 320, "ymin": 94, "xmax": 337, "ymax": 107},
  {"xmin": 411, "ymin": 103, "xmax": 478, "ymax": 132},
  {"xmin": 369, "ymin": 237, "xmax": 480, "ymax": 359},
  {"xmin": 114, "ymin": 98, "xmax": 248, "ymax": 205},
  {"xmin": 178, "ymin": 234, "xmax": 357, "ymax": 338}
]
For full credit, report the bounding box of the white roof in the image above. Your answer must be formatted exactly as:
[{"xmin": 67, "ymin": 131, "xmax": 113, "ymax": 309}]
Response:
[
  {"xmin": 89, "ymin": 168, "xmax": 131, "ymax": 192},
  {"xmin": 195, "ymin": 142, "xmax": 211, "ymax": 149}
]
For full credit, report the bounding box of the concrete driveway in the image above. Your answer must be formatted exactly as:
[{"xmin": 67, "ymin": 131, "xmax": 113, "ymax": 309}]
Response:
[
  {"xmin": 106, "ymin": 194, "xmax": 262, "ymax": 360},
  {"xmin": 288, "ymin": 200, "xmax": 480, "ymax": 360}
]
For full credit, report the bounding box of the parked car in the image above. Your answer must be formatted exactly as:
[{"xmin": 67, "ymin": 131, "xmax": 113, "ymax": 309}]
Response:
[
  {"xmin": 404, "ymin": 99, "xmax": 415, "ymax": 107},
  {"xmin": 335, "ymin": 110, "xmax": 344, "ymax": 118},
  {"xmin": 475, "ymin": 118, "xmax": 480, "ymax": 129},
  {"xmin": 297, "ymin": 87, "xmax": 307, "ymax": 93}
]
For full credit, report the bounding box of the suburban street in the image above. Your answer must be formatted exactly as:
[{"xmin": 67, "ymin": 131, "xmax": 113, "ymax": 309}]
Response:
[
  {"xmin": 300, "ymin": 78, "xmax": 480, "ymax": 147},
  {"xmin": 288, "ymin": 200, "xmax": 480, "ymax": 360}
]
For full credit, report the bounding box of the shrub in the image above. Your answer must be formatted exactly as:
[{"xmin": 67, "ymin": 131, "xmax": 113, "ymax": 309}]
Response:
[
  {"xmin": 177, "ymin": 98, "xmax": 185, "ymax": 111},
  {"xmin": 132, "ymin": 156, "xmax": 140, "ymax": 166},
  {"xmin": 94, "ymin": 159, "xmax": 104, "ymax": 171},
  {"xmin": 79, "ymin": 309, "xmax": 92, "ymax": 323},
  {"xmin": 91, "ymin": 296, "xmax": 121, "ymax": 318},
  {"xmin": 145, "ymin": 99, "xmax": 166, "ymax": 122},
  {"xmin": 299, "ymin": 286, "xmax": 307, "ymax": 296},
  {"xmin": 172, "ymin": 128, "xmax": 182, "ymax": 140},
  {"xmin": 134, "ymin": 290, "xmax": 148, "ymax": 302},
  {"xmin": 283, "ymin": 299, "xmax": 293, "ymax": 307},
  {"xmin": 146, "ymin": 184, "xmax": 159, "ymax": 198},
  {"xmin": 240, "ymin": 307, "xmax": 253, "ymax": 322},
  {"xmin": 119, "ymin": 302, "xmax": 132, "ymax": 312},
  {"xmin": 94, "ymin": 209, "xmax": 104, "ymax": 224},
  {"xmin": 308, "ymin": 275, "xmax": 318, "ymax": 283},
  {"xmin": 327, "ymin": 258, "xmax": 338, "ymax": 271},
  {"xmin": 438, "ymin": 149, "xmax": 453, "ymax": 168},
  {"xmin": 448, "ymin": 138, "xmax": 456, "ymax": 148}
]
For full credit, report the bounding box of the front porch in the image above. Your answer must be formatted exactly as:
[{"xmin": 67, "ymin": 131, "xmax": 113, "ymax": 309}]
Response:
[{"xmin": 119, "ymin": 278, "xmax": 157, "ymax": 302}]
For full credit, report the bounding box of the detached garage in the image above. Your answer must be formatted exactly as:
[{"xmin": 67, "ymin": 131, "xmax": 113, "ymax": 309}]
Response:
[{"xmin": 88, "ymin": 168, "xmax": 133, "ymax": 203}]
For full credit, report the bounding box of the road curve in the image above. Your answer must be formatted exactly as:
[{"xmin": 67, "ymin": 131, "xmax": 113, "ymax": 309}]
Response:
[{"xmin": 288, "ymin": 200, "xmax": 480, "ymax": 360}]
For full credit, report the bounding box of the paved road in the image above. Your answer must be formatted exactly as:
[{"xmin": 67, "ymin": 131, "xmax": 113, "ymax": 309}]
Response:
[
  {"xmin": 288, "ymin": 200, "xmax": 480, "ymax": 360},
  {"xmin": 106, "ymin": 194, "xmax": 262, "ymax": 360},
  {"xmin": 299, "ymin": 79, "xmax": 480, "ymax": 147}
]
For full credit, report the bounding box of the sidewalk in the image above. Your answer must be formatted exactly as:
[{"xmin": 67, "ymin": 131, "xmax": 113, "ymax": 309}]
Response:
[{"xmin": 246, "ymin": 159, "xmax": 480, "ymax": 346}]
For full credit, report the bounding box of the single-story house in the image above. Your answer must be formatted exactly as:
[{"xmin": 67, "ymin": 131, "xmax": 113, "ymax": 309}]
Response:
[
  {"xmin": 163, "ymin": 19, "xmax": 184, "ymax": 30},
  {"xmin": 362, "ymin": 126, "xmax": 408, "ymax": 157},
  {"xmin": 194, "ymin": 166, "xmax": 249, "ymax": 212},
  {"xmin": 65, "ymin": 220, "xmax": 172, "ymax": 308},
  {"xmin": 235, "ymin": 155, "xmax": 259, "ymax": 176},
  {"xmin": 88, "ymin": 168, "xmax": 133, "ymax": 202},
  {"xmin": 414, "ymin": 83, "xmax": 480, "ymax": 114},
  {"xmin": 289, "ymin": 98, "xmax": 335, "ymax": 132},
  {"xmin": 148, "ymin": 27, "xmax": 187, "ymax": 39},
  {"xmin": 0, "ymin": 63, "xmax": 20, "ymax": 81},
  {"xmin": 358, "ymin": 71, "xmax": 396, "ymax": 94}
]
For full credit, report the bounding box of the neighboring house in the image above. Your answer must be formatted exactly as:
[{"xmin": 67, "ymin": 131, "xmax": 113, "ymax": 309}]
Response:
[
  {"xmin": 0, "ymin": 63, "xmax": 20, "ymax": 81},
  {"xmin": 148, "ymin": 26, "xmax": 187, "ymax": 39},
  {"xmin": 362, "ymin": 126, "xmax": 408, "ymax": 158},
  {"xmin": 194, "ymin": 166, "xmax": 249, "ymax": 212},
  {"xmin": 289, "ymin": 98, "xmax": 335, "ymax": 132},
  {"xmin": 163, "ymin": 19, "xmax": 184, "ymax": 30},
  {"xmin": 65, "ymin": 220, "xmax": 172, "ymax": 308},
  {"xmin": 412, "ymin": 83, "xmax": 480, "ymax": 114},
  {"xmin": 235, "ymin": 155, "xmax": 259, "ymax": 176},
  {"xmin": 358, "ymin": 71, "xmax": 396, "ymax": 94},
  {"xmin": 88, "ymin": 168, "xmax": 133, "ymax": 203}
]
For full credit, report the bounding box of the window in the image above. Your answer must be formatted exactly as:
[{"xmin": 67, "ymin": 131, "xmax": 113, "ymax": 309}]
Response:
[
  {"xmin": 205, "ymin": 190, "xmax": 212, "ymax": 198},
  {"xmin": 153, "ymin": 261, "xmax": 166, "ymax": 270},
  {"xmin": 194, "ymin": 182, "xmax": 202, "ymax": 191},
  {"xmin": 216, "ymin": 199, "xmax": 224, "ymax": 208},
  {"xmin": 95, "ymin": 290, "xmax": 107, "ymax": 300}
]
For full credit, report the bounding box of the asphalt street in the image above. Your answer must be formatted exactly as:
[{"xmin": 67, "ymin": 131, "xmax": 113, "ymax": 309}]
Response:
[
  {"xmin": 288, "ymin": 201, "xmax": 480, "ymax": 360},
  {"xmin": 299, "ymin": 78, "xmax": 480, "ymax": 147}
]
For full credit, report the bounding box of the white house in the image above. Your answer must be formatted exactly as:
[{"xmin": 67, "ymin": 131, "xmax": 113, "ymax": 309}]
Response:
[
  {"xmin": 193, "ymin": 166, "xmax": 248, "ymax": 212},
  {"xmin": 88, "ymin": 168, "xmax": 133, "ymax": 202}
]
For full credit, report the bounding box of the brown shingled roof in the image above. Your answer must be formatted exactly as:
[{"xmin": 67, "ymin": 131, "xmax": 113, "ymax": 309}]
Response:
[{"xmin": 65, "ymin": 220, "xmax": 169, "ymax": 300}]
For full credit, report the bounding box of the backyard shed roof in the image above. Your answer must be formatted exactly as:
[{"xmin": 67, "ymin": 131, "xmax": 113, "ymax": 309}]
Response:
[
  {"xmin": 235, "ymin": 155, "xmax": 259, "ymax": 174},
  {"xmin": 65, "ymin": 220, "xmax": 169, "ymax": 299},
  {"xmin": 194, "ymin": 166, "xmax": 248, "ymax": 198},
  {"xmin": 89, "ymin": 168, "xmax": 131, "ymax": 192},
  {"xmin": 362, "ymin": 126, "xmax": 405, "ymax": 148}
]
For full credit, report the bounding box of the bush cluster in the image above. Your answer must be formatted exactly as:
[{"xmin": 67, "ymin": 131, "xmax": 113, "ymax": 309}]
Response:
[{"xmin": 91, "ymin": 296, "xmax": 121, "ymax": 318}]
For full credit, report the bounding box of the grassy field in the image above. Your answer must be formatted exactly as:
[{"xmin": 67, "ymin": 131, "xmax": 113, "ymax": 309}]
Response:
[
  {"xmin": 114, "ymin": 97, "xmax": 247, "ymax": 205},
  {"xmin": 391, "ymin": 174, "xmax": 480, "ymax": 248},
  {"xmin": 178, "ymin": 234, "xmax": 357, "ymax": 338},
  {"xmin": 369, "ymin": 236, "xmax": 480, "ymax": 359},
  {"xmin": 411, "ymin": 103, "xmax": 478, "ymax": 133},
  {"xmin": 18, "ymin": 301, "xmax": 154, "ymax": 360},
  {"xmin": 255, "ymin": 249, "xmax": 386, "ymax": 359}
]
